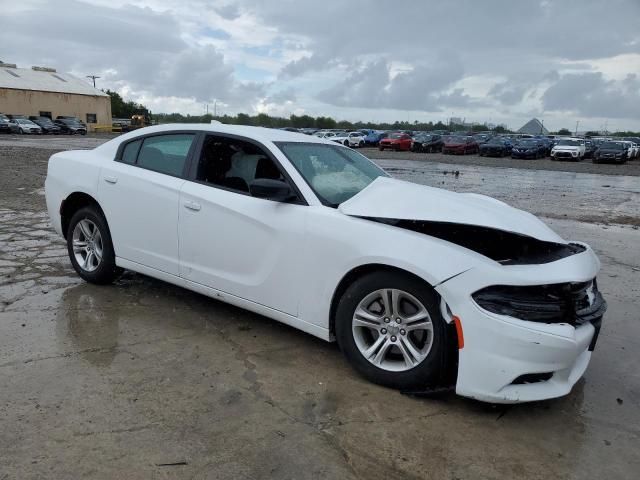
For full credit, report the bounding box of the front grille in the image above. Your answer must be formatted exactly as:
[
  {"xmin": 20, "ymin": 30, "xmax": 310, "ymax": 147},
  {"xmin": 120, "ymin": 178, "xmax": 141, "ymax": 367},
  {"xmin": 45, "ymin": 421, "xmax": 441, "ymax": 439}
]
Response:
[{"xmin": 555, "ymin": 151, "xmax": 573, "ymax": 158}]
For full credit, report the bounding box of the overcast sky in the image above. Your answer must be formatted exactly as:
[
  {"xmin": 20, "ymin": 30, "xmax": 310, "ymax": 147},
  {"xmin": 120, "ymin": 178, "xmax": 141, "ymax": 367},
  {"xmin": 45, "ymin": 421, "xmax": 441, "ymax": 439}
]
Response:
[{"xmin": 3, "ymin": 0, "xmax": 640, "ymax": 131}]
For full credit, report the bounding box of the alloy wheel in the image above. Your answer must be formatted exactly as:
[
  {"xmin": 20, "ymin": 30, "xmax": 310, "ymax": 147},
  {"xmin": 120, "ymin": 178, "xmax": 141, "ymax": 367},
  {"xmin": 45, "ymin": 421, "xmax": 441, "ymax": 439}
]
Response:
[
  {"xmin": 352, "ymin": 288, "xmax": 434, "ymax": 372},
  {"xmin": 72, "ymin": 219, "xmax": 103, "ymax": 272}
]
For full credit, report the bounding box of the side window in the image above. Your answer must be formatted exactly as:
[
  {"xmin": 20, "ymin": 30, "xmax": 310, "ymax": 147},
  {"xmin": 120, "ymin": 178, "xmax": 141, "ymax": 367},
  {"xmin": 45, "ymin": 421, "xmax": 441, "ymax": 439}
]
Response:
[
  {"xmin": 120, "ymin": 139, "xmax": 142, "ymax": 165},
  {"xmin": 196, "ymin": 135, "xmax": 285, "ymax": 195},
  {"xmin": 137, "ymin": 134, "xmax": 195, "ymax": 177}
]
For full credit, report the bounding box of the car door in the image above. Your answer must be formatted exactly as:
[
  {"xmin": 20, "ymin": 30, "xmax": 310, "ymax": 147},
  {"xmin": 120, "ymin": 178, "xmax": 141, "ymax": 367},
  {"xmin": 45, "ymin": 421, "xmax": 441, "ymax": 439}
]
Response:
[
  {"xmin": 98, "ymin": 132, "xmax": 197, "ymax": 276},
  {"xmin": 178, "ymin": 134, "xmax": 307, "ymax": 316}
]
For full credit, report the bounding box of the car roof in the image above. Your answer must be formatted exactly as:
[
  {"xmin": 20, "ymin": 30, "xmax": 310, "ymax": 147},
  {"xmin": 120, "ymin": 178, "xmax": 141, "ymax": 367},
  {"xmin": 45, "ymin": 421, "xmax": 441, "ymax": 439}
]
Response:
[
  {"xmin": 94, "ymin": 123, "xmax": 337, "ymax": 156},
  {"xmin": 121, "ymin": 123, "xmax": 323, "ymax": 143}
]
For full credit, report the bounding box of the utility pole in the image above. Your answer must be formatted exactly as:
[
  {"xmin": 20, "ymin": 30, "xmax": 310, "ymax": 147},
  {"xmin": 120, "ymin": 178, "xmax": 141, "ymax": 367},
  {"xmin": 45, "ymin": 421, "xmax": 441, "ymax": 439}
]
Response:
[
  {"xmin": 575, "ymin": 120, "xmax": 580, "ymax": 136},
  {"xmin": 540, "ymin": 119, "xmax": 544, "ymax": 135},
  {"xmin": 214, "ymin": 99, "xmax": 217, "ymax": 117},
  {"xmin": 86, "ymin": 75, "xmax": 100, "ymax": 88}
]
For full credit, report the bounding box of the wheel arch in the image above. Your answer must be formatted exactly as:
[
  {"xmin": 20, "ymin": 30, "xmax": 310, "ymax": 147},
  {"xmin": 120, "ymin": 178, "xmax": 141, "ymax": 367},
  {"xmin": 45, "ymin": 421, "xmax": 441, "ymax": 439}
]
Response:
[
  {"xmin": 328, "ymin": 262, "xmax": 460, "ymax": 388},
  {"xmin": 329, "ymin": 263, "xmax": 438, "ymax": 339},
  {"xmin": 60, "ymin": 192, "xmax": 106, "ymax": 239}
]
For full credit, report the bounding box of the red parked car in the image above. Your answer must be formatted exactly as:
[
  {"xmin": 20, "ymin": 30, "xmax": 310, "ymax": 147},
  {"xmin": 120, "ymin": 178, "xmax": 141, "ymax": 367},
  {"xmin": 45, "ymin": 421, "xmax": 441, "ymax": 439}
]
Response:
[
  {"xmin": 378, "ymin": 132, "xmax": 412, "ymax": 151},
  {"xmin": 442, "ymin": 135, "xmax": 479, "ymax": 155}
]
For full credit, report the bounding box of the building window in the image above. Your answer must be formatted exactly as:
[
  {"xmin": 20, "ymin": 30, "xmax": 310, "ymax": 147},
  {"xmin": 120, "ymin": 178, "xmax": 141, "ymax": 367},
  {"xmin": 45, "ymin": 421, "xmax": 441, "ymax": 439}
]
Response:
[
  {"xmin": 39, "ymin": 111, "xmax": 52, "ymax": 119},
  {"xmin": 86, "ymin": 113, "xmax": 97, "ymax": 124}
]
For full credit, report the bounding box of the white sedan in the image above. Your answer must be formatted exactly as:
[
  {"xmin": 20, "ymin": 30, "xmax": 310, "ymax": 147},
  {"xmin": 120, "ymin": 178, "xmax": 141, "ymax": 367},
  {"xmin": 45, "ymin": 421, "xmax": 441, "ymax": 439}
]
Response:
[
  {"xmin": 45, "ymin": 124, "xmax": 606, "ymax": 403},
  {"xmin": 331, "ymin": 131, "xmax": 366, "ymax": 148}
]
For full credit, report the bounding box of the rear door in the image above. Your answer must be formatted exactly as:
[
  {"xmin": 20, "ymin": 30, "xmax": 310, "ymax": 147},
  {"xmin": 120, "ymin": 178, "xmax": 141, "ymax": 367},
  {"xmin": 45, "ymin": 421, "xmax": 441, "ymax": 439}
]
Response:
[{"xmin": 98, "ymin": 132, "xmax": 197, "ymax": 276}]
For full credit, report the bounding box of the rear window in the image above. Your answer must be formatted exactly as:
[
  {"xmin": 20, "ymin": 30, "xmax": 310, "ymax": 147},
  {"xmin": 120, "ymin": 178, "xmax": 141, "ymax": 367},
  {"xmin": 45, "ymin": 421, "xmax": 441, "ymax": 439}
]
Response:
[
  {"xmin": 120, "ymin": 139, "xmax": 142, "ymax": 164},
  {"xmin": 136, "ymin": 134, "xmax": 195, "ymax": 177}
]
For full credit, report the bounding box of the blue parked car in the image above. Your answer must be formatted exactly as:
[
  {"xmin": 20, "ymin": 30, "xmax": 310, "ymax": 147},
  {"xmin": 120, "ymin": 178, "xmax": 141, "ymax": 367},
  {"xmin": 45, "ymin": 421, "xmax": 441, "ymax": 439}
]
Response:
[
  {"xmin": 479, "ymin": 137, "xmax": 513, "ymax": 157},
  {"xmin": 364, "ymin": 130, "xmax": 387, "ymax": 146}
]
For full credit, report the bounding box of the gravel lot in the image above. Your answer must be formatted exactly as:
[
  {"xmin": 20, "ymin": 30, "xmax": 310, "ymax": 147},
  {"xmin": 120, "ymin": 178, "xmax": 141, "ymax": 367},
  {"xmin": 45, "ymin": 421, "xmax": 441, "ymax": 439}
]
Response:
[{"xmin": 1, "ymin": 136, "xmax": 639, "ymax": 479}]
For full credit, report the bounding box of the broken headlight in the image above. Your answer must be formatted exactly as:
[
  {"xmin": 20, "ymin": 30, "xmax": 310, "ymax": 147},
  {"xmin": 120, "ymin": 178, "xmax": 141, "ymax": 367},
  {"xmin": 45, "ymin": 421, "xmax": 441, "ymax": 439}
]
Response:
[{"xmin": 472, "ymin": 280, "xmax": 605, "ymax": 325}]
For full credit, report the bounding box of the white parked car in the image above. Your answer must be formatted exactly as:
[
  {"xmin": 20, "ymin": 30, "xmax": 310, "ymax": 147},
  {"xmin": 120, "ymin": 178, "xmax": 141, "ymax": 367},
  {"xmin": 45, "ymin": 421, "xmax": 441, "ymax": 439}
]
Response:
[
  {"xmin": 551, "ymin": 138, "xmax": 586, "ymax": 161},
  {"xmin": 620, "ymin": 141, "xmax": 636, "ymax": 159},
  {"xmin": 331, "ymin": 131, "xmax": 366, "ymax": 148},
  {"xmin": 313, "ymin": 131, "xmax": 336, "ymax": 139},
  {"xmin": 45, "ymin": 124, "xmax": 606, "ymax": 403},
  {"xmin": 10, "ymin": 118, "xmax": 42, "ymax": 134}
]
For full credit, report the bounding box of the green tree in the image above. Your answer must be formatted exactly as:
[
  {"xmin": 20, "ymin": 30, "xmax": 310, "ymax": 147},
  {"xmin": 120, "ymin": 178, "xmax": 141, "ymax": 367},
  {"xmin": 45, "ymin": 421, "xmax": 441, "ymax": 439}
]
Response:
[
  {"xmin": 556, "ymin": 128, "xmax": 572, "ymax": 136},
  {"xmin": 104, "ymin": 89, "xmax": 148, "ymax": 118},
  {"xmin": 315, "ymin": 116, "xmax": 336, "ymax": 129},
  {"xmin": 255, "ymin": 113, "xmax": 272, "ymax": 127},
  {"xmin": 236, "ymin": 113, "xmax": 252, "ymax": 126}
]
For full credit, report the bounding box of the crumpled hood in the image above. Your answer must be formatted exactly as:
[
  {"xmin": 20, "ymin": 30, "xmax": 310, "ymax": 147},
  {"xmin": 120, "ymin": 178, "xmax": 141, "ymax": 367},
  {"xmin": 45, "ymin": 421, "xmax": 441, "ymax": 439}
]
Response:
[{"xmin": 338, "ymin": 177, "xmax": 564, "ymax": 243}]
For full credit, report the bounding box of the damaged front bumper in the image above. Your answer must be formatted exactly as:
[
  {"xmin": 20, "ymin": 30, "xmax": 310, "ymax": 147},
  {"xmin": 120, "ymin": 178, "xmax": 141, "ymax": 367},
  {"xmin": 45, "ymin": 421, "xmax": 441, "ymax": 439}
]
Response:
[{"xmin": 435, "ymin": 243, "xmax": 604, "ymax": 403}]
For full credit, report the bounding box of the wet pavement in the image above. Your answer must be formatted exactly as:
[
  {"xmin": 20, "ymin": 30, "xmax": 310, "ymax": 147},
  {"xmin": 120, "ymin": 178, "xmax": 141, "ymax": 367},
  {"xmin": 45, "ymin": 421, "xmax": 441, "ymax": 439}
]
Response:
[
  {"xmin": 0, "ymin": 133, "xmax": 113, "ymax": 150},
  {"xmin": 377, "ymin": 159, "xmax": 640, "ymax": 226},
  {"xmin": 1, "ymin": 140, "xmax": 640, "ymax": 479}
]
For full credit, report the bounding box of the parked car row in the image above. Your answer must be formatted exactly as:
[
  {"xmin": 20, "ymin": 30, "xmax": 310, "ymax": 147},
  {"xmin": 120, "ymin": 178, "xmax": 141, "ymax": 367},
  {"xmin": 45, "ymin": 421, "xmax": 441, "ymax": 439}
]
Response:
[
  {"xmin": 381, "ymin": 130, "xmax": 639, "ymax": 165},
  {"xmin": 293, "ymin": 126, "xmax": 639, "ymax": 164},
  {"xmin": 0, "ymin": 114, "xmax": 87, "ymax": 135}
]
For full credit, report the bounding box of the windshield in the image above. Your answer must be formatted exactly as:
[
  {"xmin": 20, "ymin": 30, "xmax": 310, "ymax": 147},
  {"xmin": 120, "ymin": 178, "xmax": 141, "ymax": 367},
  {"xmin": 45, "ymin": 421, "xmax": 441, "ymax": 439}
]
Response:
[
  {"xmin": 517, "ymin": 140, "xmax": 537, "ymax": 146},
  {"xmin": 0, "ymin": 115, "xmax": 8, "ymax": 122},
  {"xmin": 601, "ymin": 142, "xmax": 624, "ymax": 150},
  {"xmin": 276, "ymin": 142, "xmax": 388, "ymax": 206},
  {"xmin": 389, "ymin": 133, "xmax": 403, "ymax": 139},
  {"xmin": 557, "ymin": 139, "xmax": 581, "ymax": 146},
  {"xmin": 17, "ymin": 119, "xmax": 34, "ymax": 125},
  {"xmin": 487, "ymin": 138, "xmax": 505, "ymax": 145},
  {"xmin": 445, "ymin": 136, "xmax": 464, "ymax": 143}
]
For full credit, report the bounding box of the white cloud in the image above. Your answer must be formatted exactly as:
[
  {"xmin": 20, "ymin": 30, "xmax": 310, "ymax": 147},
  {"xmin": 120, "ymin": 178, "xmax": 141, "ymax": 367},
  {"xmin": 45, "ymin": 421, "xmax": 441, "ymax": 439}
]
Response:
[{"xmin": 2, "ymin": 0, "xmax": 640, "ymax": 130}]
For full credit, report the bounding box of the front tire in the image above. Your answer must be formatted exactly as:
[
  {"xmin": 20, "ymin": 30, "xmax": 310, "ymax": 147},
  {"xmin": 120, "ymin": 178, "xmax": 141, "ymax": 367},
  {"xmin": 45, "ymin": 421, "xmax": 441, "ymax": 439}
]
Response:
[
  {"xmin": 66, "ymin": 206, "xmax": 121, "ymax": 284},
  {"xmin": 335, "ymin": 271, "xmax": 451, "ymax": 390}
]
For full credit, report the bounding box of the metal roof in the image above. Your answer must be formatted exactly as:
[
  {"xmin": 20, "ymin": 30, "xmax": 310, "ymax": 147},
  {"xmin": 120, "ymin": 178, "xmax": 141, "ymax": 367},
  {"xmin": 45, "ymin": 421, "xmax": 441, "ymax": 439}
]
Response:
[{"xmin": 0, "ymin": 66, "xmax": 108, "ymax": 97}]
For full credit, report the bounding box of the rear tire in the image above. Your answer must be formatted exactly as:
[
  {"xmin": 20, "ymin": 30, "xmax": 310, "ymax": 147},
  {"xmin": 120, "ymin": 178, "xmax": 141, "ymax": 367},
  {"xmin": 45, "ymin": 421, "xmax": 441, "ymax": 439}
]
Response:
[
  {"xmin": 335, "ymin": 271, "xmax": 452, "ymax": 390},
  {"xmin": 66, "ymin": 206, "xmax": 122, "ymax": 285}
]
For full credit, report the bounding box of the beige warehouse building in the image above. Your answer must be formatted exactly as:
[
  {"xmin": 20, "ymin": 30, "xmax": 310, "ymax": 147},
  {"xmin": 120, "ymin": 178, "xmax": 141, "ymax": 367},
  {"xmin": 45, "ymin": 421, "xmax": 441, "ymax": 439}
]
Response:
[{"xmin": 0, "ymin": 63, "xmax": 111, "ymax": 130}]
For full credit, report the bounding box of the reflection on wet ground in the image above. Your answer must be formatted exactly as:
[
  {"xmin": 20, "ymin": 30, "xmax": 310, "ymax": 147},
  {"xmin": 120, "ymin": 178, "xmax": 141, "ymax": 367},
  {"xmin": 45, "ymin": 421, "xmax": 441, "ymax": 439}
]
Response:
[
  {"xmin": 376, "ymin": 159, "xmax": 640, "ymax": 225},
  {"xmin": 1, "ymin": 203, "xmax": 639, "ymax": 478}
]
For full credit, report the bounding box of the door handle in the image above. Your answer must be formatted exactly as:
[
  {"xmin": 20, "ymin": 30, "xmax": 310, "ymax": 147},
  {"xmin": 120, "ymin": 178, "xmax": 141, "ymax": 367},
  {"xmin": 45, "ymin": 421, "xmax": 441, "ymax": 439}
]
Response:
[
  {"xmin": 184, "ymin": 201, "xmax": 201, "ymax": 212},
  {"xmin": 104, "ymin": 176, "xmax": 118, "ymax": 184}
]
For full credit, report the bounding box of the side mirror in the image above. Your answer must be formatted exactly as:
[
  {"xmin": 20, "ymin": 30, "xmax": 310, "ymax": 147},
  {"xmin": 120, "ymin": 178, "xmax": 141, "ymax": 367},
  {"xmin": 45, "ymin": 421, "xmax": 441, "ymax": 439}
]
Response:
[{"xmin": 249, "ymin": 178, "xmax": 296, "ymax": 202}]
